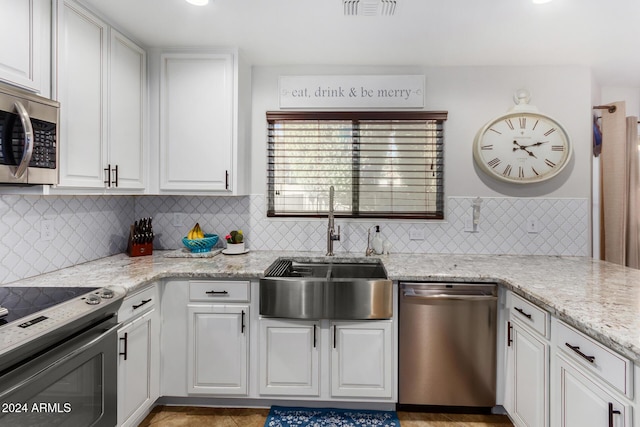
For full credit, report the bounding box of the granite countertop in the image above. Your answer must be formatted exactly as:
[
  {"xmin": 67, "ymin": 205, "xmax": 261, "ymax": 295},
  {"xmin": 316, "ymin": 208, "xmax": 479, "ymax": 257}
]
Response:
[{"xmin": 5, "ymin": 250, "xmax": 640, "ymax": 364}]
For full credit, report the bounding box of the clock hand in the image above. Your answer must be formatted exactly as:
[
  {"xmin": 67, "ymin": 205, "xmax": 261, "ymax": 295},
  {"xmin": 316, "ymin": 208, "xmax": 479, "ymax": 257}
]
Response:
[
  {"xmin": 512, "ymin": 141, "xmax": 538, "ymax": 159},
  {"xmin": 522, "ymin": 141, "xmax": 548, "ymax": 149}
]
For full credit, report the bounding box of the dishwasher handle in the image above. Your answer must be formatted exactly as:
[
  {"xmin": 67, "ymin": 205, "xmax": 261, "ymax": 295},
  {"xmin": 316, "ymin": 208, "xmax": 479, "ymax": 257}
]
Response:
[{"xmin": 402, "ymin": 287, "xmax": 497, "ymax": 301}]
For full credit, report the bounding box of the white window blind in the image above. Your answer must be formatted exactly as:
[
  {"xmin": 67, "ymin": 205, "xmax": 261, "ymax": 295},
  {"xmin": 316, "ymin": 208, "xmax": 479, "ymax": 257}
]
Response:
[{"xmin": 267, "ymin": 111, "xmax": 447, "ymax": 219}]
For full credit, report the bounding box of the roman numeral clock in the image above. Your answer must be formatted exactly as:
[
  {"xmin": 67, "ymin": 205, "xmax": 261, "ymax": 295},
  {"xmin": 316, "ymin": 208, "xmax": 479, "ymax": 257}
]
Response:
[{"xmin": 473, "ymin": 90, "xmax": 572, "ymax": 184}]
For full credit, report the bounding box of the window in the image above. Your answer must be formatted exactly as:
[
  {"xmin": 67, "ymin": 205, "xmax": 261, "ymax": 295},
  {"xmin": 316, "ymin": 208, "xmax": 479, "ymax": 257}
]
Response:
[{"xmin": 267, "ymin": 111, "xmax": 447, "ymax": 219}]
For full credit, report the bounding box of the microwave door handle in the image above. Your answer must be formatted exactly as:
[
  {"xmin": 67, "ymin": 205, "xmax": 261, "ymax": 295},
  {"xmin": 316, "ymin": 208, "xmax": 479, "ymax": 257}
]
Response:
[{"xmin": 13, "ymin": 101, "xmax": 34, "ymax": 179}]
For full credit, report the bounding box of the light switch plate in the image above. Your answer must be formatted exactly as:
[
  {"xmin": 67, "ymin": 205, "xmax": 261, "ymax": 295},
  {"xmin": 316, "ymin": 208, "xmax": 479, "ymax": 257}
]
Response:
[{"xmin": 173, "ymin": 212, "xmax": 185, "ymax": 227}]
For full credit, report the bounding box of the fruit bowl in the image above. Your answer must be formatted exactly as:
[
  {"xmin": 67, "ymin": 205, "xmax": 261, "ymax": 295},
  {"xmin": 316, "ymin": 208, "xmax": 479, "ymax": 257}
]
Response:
[{"xmin": 182, "ymin": 234, "xmax": 219, "ymax": 253}]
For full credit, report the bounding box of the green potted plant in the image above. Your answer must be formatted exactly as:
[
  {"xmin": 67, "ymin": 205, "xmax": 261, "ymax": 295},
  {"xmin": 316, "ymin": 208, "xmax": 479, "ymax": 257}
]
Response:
[{"xmin": 225, "ymin": 230, "xmax": 245, "ymax": 254}]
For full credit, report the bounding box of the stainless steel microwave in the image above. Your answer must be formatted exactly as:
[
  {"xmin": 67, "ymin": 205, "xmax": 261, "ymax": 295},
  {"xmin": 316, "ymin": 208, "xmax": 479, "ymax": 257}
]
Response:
[{"xmin": 0, "ymin": 83, "xmax": 59, "ymax": 185}]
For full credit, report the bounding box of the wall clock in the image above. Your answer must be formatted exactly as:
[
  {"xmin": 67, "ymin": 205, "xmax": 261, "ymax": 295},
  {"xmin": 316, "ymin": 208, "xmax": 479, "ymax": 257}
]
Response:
[{"xmin": 473, "ymin": 90, "xmax": 572, "ymax": 184}]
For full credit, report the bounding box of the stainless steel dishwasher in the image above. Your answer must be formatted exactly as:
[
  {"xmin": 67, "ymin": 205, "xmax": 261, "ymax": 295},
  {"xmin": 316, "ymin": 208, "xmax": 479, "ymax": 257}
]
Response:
[{"xmin": 398, "ymin": 282, "xmax": 498, "ymax": 408}]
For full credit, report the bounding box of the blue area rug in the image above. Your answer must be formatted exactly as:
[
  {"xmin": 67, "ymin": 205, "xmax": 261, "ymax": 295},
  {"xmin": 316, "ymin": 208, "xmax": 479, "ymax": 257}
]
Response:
[{"xmin": 264, "ymin": 406, "xmax": 400, "ymax": 427}]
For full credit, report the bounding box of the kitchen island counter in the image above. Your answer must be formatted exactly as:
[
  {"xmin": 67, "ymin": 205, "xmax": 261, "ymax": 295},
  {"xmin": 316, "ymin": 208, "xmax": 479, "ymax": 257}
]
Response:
[{"xmin": 4, "ymin": 251, "xmax": 640, "ymax": 365}]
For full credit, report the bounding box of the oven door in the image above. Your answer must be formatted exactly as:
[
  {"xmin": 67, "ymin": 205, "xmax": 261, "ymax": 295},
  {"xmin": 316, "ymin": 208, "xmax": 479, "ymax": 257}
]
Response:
[{"xmin": 0, "ymin": 320, "xmax": 118, "ymax": 427}]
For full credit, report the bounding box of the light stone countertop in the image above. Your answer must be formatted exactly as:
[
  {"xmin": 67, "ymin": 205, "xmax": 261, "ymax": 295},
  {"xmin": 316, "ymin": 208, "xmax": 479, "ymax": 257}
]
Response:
[{"xmin": 4, "ymin": 250, "xmax": 640, "ymax": 364}]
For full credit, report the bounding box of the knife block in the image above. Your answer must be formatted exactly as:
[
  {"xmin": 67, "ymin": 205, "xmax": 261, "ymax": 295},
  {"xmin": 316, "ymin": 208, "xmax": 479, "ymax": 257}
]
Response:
[{"xmin": 127, "ymin": 224, "xmax": 153, "ymax": 257}]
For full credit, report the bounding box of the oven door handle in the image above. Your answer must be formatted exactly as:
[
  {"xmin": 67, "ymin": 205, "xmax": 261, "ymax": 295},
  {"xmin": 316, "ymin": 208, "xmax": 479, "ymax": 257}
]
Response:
[
  {"xmin": 0, "ymin": 322, "xmax": 119, "ymax": 399},
  {"xmin": 12, "ymin": 101, "xmax": 34, "ymax": 180}
]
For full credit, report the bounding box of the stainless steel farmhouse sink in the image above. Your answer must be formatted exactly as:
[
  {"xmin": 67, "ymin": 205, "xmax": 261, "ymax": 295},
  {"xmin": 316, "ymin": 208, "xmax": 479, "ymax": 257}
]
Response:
[{"xmin": 259, "ymin": 259, "xmax": 392, "ymax": 320}]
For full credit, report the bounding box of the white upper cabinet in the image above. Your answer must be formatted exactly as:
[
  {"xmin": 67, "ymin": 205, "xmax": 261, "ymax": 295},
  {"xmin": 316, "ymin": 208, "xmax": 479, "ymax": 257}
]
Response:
[
  {"xmin": 57, "ymin": 0, "xmax": 107, "ymax": 189},
  {"xmin": 56, "ymin": 0, "xmax": 146, "ymax": 192},
  {"xmin": 158, "ymin": 50, "xmax": 249, "ymax": 195},
  {"xmin": 0, "ymin": 0, "xmax": 50, "ymax": 95},
  {"xmin": 108, "ymin": 29, "xmax": 146, "ymax": 190}
]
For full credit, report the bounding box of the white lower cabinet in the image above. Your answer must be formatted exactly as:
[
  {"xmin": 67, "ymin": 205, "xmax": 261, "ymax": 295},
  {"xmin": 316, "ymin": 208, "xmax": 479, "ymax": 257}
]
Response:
[
  {"xmin": 117, "ymin": 285, "xmax": 159, "ymax": 427},
  {"xmin": 331, "ymin": 321, "xmax": 392, "ymax": 398},
  {"xmin": 553, "ymin": 353, "xmax": 631, "ymax": 427},
  {"xmin": 503, "ymin": 291, "xmax": 550, "ymax": 427},
  {"xmin": 259, "ymin": 318, "xmax": 393, "ymax": 400},
  {"xmin": 259, "ymin": 319, "xmax": 319, "ymax": 396},
  {"xmin": 161, "ymin": 279, "xmax": 251, "ymax": 397},
  {"xmin": 505, "ymin": 322, "xmax": 548, "ymax": 427},
  {"xmin": 187, "ymin": 304, "xmax": 249, "ymax": 395},
  {"xmin": 550, "ymin": 318, "xmax": 634, "ymax": 427}
]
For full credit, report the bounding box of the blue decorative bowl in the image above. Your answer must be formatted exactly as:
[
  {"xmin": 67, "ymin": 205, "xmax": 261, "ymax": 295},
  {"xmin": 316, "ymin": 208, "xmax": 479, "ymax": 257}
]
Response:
[{"xmin": 182, "ymin": 234, "xmax": 219, "ymax": 253}]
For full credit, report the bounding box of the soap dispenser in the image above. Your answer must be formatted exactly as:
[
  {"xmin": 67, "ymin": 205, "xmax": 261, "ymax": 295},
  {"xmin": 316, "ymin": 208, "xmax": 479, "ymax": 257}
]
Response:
[{"xmin": 372, "ymin": 225, "xmax": 383, "ymax": 254}]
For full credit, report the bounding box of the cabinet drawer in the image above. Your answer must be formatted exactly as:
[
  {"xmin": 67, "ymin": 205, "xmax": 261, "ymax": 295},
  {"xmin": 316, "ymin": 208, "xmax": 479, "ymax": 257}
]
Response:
[
  {"xmin": 189, "ymin": 280, "xmax": 250, "ymax": 302},
  {"xmin": 555, "ymin": 319, "xmax": 632, "ymax": 397},
  {"xmin": 119, "ymin": 285, "xmax": 157, "ymax": 324},
  {"xmin": 507, "ymin": 292, "xmax": 549, "ymax": 338}
]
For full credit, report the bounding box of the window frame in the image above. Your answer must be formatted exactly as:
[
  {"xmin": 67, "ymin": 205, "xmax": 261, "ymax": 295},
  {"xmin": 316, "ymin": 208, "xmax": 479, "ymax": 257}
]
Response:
[{"xmin": 266, "ymin": 110, "xmax": 447, "ymax": 220}]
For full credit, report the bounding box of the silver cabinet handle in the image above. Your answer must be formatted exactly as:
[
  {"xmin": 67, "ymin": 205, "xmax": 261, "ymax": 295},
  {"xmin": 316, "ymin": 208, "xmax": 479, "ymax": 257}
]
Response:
[{"xmin": 13, "ymin": 101, "xmax": 33, "ymax": 179}]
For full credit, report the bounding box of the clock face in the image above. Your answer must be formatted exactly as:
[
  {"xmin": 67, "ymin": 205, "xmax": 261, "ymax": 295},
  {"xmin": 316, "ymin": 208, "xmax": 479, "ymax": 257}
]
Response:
[{"xmin": 473, "ymin": 112, "xmax": 571, "ymax": 184}]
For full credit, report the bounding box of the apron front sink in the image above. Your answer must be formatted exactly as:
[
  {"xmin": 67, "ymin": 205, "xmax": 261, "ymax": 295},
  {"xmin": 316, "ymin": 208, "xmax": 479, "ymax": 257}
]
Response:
[{"xmin": 259, "ymin": 259, "xmax": 392, "ymax": 320}]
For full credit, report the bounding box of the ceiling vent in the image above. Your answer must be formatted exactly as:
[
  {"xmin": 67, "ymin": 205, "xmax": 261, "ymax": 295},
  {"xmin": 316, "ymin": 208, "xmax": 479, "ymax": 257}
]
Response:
[{"xmin": 343, "ymin": 0, "xmax": 398, "ymax": 16}]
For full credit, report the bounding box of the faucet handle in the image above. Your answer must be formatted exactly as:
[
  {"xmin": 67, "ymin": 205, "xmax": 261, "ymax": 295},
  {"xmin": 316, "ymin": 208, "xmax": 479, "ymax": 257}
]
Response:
[{"xmin": 332, "ymin": 225, "xmax": 341, "ymax": 241}]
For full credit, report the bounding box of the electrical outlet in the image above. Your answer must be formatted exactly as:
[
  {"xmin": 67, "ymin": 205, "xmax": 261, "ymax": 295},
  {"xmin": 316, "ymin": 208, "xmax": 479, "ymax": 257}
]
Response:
[
  {"xmin": 172, "ymin": 212, "xmax": 185, "ymax": 227},
  {"xmin": 527, "ymin": 217, "xmax": 540, "ymax": 233},
  {"xmin": 409, "ymin": 228, "xmax": 424, "ymax": 240},
  {"xmin": 41, "ymin": 219, "xmax": 54, "ymax": 241},
  {"xmin": 464, "ymin": 218, "xmax": 477, "ymax": 232}
]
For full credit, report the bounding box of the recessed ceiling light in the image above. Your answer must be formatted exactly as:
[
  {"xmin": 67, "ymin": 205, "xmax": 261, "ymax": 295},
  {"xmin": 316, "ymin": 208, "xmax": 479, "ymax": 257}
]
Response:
[
  {"xmin": 185, "ymin": 0, "xmax": 209, "ymax": 5},
  {"xmin": 532, "ymin": 0, "xmax": 553, "ymax": 4}
]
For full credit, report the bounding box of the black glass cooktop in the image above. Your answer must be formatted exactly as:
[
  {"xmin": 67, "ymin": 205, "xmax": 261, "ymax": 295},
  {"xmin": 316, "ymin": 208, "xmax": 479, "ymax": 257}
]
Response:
[{"xmin": 0, "ymin": 287, "xmax": 98, "ymax": 326}]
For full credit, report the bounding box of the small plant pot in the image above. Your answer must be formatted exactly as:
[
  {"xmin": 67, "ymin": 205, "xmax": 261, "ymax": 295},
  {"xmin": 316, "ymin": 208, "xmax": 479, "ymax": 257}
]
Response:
[{"xmin": 225, "ymin": 242, "xmax": 245, "ymax": 254}]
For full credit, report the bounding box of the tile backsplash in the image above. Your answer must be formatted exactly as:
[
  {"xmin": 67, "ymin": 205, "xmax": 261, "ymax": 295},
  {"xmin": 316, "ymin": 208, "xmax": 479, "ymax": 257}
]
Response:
[
  {"xmin": 0, "ymin": 195, "xmax": 133, "ymax": 284},
  {"xmin": 0, "ymin": 194, "xmax": 589, "ymax": 284}
]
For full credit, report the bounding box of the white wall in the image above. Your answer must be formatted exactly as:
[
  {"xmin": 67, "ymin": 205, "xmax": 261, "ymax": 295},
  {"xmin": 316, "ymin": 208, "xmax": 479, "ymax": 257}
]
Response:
[
  {"xmin": 246, "ymin": 65, "xmax": 593, "ymax": 256},
  {"xmin": 601, "ymin": 87, "xmax": 640, "ymax": 117},
  {"xmin": 250, "ymin": 65, "xmax": 593, "ymax": 199}
]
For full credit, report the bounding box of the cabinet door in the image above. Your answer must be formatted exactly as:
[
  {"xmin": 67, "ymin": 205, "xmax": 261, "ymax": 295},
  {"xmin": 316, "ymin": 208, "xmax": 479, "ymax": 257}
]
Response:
[
  {"xmin": 187, "ymin": 304, "xmax": 248, "ymax": 395},
  {"xmin": 331, "ymin": 321, "xmax": 392, "ymax": 398},
  {"xmin": 0, "ymin": 0, "xmax": 46, "ymax": 92},
  {"xmin": 108, "ymin": 29, "xmax": 146, "ymax": 190},
  {"xmin": 553, "ymin": 354, "xmax": 630, "ymax": 427},
  {"xmin": 159, "ymin": 52, "xmax": 233, "ymax": 192},
  {"xmin": 505, "ymin": 320, "xmax": 549, "ymax": 427},
  {"xmin": 117, "ymin": 309, "xmax": 158, "ymax": 427},
  {"xmin": 259, "ymin": 319, "xmax": 319, "ymax": 396},
  {"xmin": 58, "ymin": 0, "xmax": 108, "ymax": 188}
]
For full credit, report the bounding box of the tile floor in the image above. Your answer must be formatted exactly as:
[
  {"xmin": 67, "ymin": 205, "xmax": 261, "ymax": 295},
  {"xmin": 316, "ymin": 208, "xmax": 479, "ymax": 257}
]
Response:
[{"xmin": 137, "ymin": 406, "xmax": 515, "ymax": 426}]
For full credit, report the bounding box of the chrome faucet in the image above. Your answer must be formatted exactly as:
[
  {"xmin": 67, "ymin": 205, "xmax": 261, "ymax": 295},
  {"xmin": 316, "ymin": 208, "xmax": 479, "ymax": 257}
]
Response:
[
  {"xmin": 365, "ymin": 226, "xmax": 375, "ymax": 256},
  {"xmin": 326, "ymin": 186, "xmax": 340, "ymax": 256}
]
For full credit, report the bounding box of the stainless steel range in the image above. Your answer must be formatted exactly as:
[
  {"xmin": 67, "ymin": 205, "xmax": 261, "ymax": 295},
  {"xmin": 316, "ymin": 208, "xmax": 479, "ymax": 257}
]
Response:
[{"xmin": 0, "ymin": 285, "xmax": 125, "ymax": 427}]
